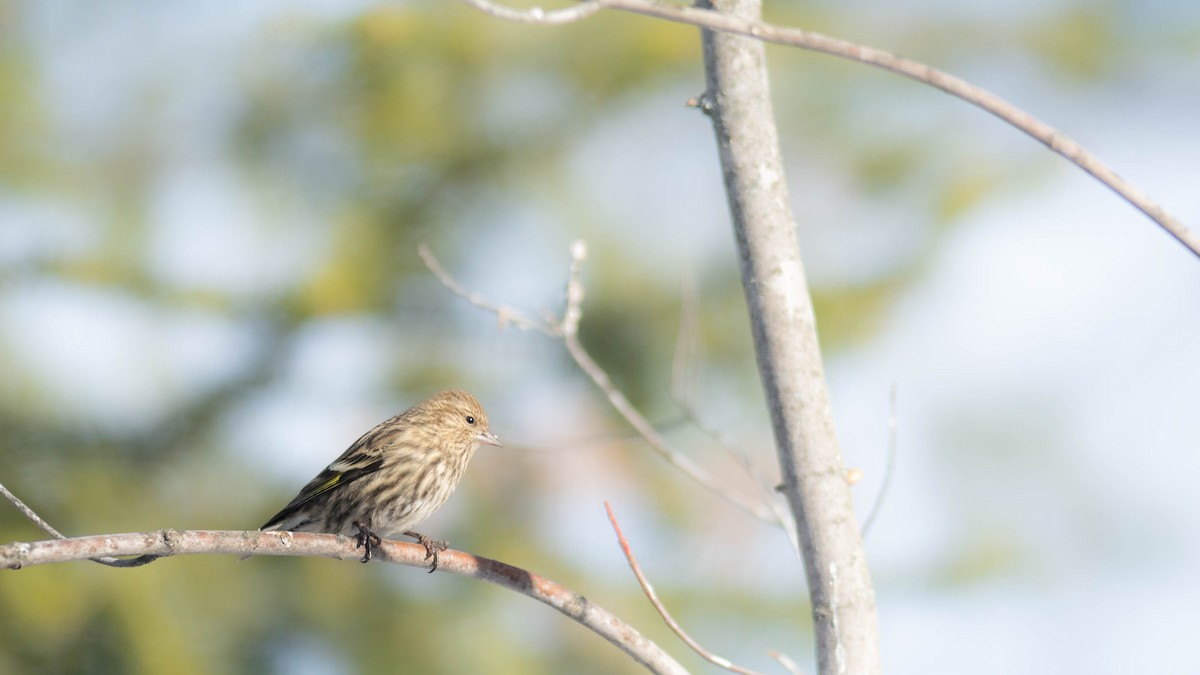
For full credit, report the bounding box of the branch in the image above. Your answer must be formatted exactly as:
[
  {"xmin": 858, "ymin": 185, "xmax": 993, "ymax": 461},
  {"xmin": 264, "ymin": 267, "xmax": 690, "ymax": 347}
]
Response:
[
  {"xmin": 561, "ymin": 334, "xmax": 774, "ymax": 522},
  {"xmin": 460, "ymin": 0, "xmax": 1200, "ymax": 259},
  {"xmin": 605, "ymin": 502, "xmax": 767, "ymax": 675},
  {"xmin": 1, "ymin": 529, "xmax": 688, "ymax": 675},
  {"xmin": 0, "ymin": 481, "xmax": 160, "ymax": 567},
  {"xmin": 673, "ymin": 398, "xmax": 801, "ymax": 556},
  {"xmin": 1, "ymin": 482, "xmax": 684, "ymax": 672},
  {"xmin": 1, "ymin": 481, "xmax": 66, "ymax": 538},
  {"xmin": 558, "ymin": 243, "xmax": 775, "ymax": 522},
  {"xmin": 419, "ymin": 243, "xmax": 779, "ymax": 524},
  {"xmin": 699, "ymin": 1, "xmax": 880, "ymax": 672},
  {"xmin": 418, "ymin": 244, "xmax": 556, "ymax": 335},
  {"xmin": 666, "ymin": 283, "xmax": 801, "ymax": 554}
]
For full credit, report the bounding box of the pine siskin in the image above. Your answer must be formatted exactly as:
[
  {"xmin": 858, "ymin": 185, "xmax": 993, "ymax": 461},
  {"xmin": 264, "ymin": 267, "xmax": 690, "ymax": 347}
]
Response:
[{"xmin": 250, "ymin": 390, "xmax": 501, "ymax": 569}]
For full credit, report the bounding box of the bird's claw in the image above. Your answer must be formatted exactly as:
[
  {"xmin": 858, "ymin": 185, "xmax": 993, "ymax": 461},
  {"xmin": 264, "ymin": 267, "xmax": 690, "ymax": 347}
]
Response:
[
  {"xmin": 353, "ymin": 521, "xmax": 382, "ymax": 563},
  {"xmin": 404, "ymin": 530, "xmax": 448, "ymax": 573}
]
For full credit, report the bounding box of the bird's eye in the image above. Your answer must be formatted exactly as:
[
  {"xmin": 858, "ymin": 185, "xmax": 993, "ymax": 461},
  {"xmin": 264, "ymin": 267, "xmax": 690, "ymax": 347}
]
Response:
[{"xmin": 465, "ymin": 415, "xmax": 476, "ymax": 425}]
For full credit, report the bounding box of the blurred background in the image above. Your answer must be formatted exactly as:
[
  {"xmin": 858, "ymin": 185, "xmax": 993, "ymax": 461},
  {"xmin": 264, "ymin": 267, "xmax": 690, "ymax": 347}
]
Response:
[{"xmin": 2, "ymin": 0, "xmax": 1199, "ymax": 673}]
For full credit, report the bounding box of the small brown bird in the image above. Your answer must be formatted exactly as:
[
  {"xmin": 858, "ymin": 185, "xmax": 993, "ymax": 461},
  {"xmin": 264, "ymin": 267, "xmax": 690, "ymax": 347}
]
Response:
[{"xmin": 251, "ymin": 390, "xmax": 500, "ymax": 569}]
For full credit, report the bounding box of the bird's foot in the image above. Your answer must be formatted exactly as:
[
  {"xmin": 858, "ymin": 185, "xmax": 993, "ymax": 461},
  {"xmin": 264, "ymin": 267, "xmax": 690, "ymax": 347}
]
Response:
[
  {"xmin": 352, "ymin": 521, "xmax": 382, "ymax": 563},
  {"xmin": 404, "ymin": 530, "xmax": 449, "ymax": 573}
]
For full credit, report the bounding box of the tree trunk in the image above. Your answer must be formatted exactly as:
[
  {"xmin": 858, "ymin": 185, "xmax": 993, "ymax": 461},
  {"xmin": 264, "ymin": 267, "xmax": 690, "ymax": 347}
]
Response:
[{"xmin": 698, "ymin": 1, "xmax": 882, "ymax": 672}]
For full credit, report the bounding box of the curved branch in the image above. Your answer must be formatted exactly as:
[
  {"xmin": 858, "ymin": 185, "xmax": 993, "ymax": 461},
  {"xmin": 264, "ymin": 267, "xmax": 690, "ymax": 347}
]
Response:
[
  {"xmin": 461, "ymin": 0, "xmax": 1200, "ymax": 259},
  {"xmin": 605, "ymin": 502, "xmax": 767, "ymax": 675},
  {"xmin": 1, "ymin": 529, "xmax": 688, "ymax": 675},
  {"xmin": 418, "ymin": 244, "xmax": 557, "ymax": 335}
]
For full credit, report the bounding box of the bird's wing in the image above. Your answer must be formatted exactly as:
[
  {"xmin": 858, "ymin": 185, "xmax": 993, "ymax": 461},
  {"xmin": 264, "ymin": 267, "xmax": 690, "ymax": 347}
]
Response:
[{"xmin": 259, "ymin": 455, "xmax": 385, "ymax": 531}]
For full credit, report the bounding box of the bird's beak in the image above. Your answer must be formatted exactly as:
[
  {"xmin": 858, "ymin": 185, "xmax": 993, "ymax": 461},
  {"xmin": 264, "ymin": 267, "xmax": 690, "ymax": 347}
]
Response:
[{"xmin": 477, "ymin": 431, "xmax": 502, "ymax": 447}]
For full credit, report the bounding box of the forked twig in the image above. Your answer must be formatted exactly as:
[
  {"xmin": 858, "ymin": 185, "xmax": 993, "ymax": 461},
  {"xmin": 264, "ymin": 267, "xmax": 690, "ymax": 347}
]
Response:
[
  {"xmin": 0, "ymin": 481, "xmax": 159, "ymax": 567},
  {"xmin": 674, "ymin": 400, "xmax": 800, "ymax": 555},
  {"xmin": 558, "ymin": 243, "xmax": 773, "ymax": 521},
  {"xmin": 419, "ymin": 243, "xmax": 778, "ymax": 524},
  {"xmin": 666, "ymin": 280, "xmax": 800, "ymax": 554},
  {"xmin": 418, "ymin": 245, "xmax": 555, "ymax": 335}
]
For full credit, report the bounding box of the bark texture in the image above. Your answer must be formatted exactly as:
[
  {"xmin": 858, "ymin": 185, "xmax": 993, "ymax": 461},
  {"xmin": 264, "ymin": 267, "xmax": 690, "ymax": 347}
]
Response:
[{"xmin": 698, "ymin": 1, "xmax": 882, "ymax": 672}]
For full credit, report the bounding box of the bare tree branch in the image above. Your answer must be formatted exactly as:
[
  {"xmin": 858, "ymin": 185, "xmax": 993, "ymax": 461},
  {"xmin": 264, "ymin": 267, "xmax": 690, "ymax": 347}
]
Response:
[
  {"xmin": 419, "ymin": 244, "xmax": 779, "ymax": 524},
  {"xmin": 673, "ymin": 399, "xmax": 801, "ymax": 556},
  {"xmin": 698, "ymin": 1, "xmax": 880, "ymax": 672},
  {"xmin": 418, "ymin": 244, "xmax": 556, "ymax": 335},
  {"xmin": 665, "ymin": 284, "xmax": 802, "ymax": 554},
  {"xmin": 1, "ymin": 528, "xmax": 687, "ymax": 675},
  {"xmin": 604, "ymin": 502, "xmax": 767, "ymax": 675},
  {"xmin": 1, "ymin": 482, "xmax": 684, "ymax": 672},
  {"xmin": 1, "ymin": 481, "xmax": 67, "ymax": 539},
  {"xmin": 460, "ymin": 0, "xmax": 1200, "ymax": 259},
  {"xmin": 558, "ymin": 242, "xmax": 777, "ymax": 521},
  {"xmin": 561, "ymin": 332, "xmax": 775, "ymax": 522},
  {"xmin": 0, "ymin": 481, "xmax": 162, "ymax": 568}
]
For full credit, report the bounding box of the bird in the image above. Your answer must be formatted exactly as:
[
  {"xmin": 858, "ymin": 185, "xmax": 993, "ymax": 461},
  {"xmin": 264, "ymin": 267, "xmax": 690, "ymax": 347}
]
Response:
[{"xmin": 247, "ymin": 390, "xmax": 500, "ymax": 570}]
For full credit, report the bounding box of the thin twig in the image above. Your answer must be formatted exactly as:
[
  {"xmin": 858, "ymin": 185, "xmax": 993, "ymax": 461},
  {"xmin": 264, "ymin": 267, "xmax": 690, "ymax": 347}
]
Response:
[
  {"xmin": 768, "ymin": 650, "xmax": 806, "ymax": 675},
  {"xmin": 417, "ymin": 244, "xmax": 557, "ymax": 335},
  {"xmin": 604, "ymin": 501, "xmax": 768, "ymax": 675},
  {"xmin": 559, "ymin": 243, "xmax": 776, "ymax": 521},
  {"xmin": 560, "ymin": 239, "xmax": 588, "ymax": 337},
  {"xmin": 665, "ymin": 282, "xmax": 799, "ymax": 552},
  {"xmin": 564, "ymin": 327, "xmax": 776, "ymax": 522},
  {"xmin": 1, "ymin": 481, "xmax": 66, "ymax": 538},
  {"xmin": 0, "ymin": 529, "xmax": 688, "ymax": 675},
  {"xmin": 419, "ymin": 244, "xmax": 779, "ymax": 524},
  {"xmin": 860, "ymin": 385, "xmax": 898, "ymax": 537},
  {"xmin": 0, "ymin": 481, "xmax": 160, "ymax": 567},
  {"xmin": 460, "ymin": 0, "xmax": 1199, "ymax": 259},
  {"xmin": 674, "ymin": 400, "xmax": 800, "ymax": 556}
]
